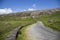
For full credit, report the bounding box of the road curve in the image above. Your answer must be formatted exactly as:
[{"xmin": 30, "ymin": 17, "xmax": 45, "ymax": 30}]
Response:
[{"xmin": 25, "ymin": 21, "xmax": 60, "ymax": 40}]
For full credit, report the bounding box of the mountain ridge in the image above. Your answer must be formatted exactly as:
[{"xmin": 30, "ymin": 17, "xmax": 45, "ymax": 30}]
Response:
[{"xmin": 0, "ymin": 8, "xmax": 60, "ymax": 17}]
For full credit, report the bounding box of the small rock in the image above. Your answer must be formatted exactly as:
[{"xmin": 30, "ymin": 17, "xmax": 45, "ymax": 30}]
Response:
[{"xmin": 48, "ymin": 20, "xmax": 53, "ymax": 23}]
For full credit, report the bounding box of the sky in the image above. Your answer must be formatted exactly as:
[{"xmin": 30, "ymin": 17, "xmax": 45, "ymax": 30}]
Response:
[{"xmin": 0, "ymin": 0, "xmax": 60, "ymax": 14}]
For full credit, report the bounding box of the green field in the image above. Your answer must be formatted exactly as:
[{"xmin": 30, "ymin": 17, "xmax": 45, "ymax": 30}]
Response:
[{"xmin": 0, "ymin": 16, "xmax": 36, "ymax": 40}]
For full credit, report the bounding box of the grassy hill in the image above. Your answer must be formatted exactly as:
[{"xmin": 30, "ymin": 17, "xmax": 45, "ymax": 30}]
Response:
[
  {"xmin": 38, "ymin": 11, "xmax": 60, "ymax": 31},
  {"xmin": 0, "ymin": 8, "xmax": 60, "ymax": 40}
]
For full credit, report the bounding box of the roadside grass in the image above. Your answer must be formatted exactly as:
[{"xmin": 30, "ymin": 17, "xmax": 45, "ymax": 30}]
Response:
[
  {"xmin": 16, "ymin": 25, "xmax": 29, "ymax": 40},
  {"xmin": 38, "ymin": 11, "xmax": 60, "ymax": 31},
  {"xmin": 16, "ymin": 22, "xmax": 35, "ymax": 40},
  {"xmin": 0, "ymin": 16, "xmax": 36, "ymax": 40},
  {"xmin": 0, "ymin": 21, "xmax": 22, "ymax": 40}
]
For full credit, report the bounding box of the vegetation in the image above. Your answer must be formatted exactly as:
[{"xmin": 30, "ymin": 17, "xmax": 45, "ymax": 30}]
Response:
[
  {"xmin": 0, "ymin": 9, "xmax": 60, "ymax": 40},
  {"xmin": 16, "ymin": 11, "xmax": 60, "ymax": 40},
  {"xmin": 0, "ymin": 16, "xmax": 36, "ymax": 40},
  {"xmin": 38, "ymin": 11, "xmax": 60, "ymax": 31},
  {"xmin": 16, "ymin": 23, "xmax": 34, "ymax": 40}
]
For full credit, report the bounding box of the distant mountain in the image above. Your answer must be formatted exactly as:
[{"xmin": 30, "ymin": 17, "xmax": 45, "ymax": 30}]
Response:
[{"xmin": 0, "ymin": 8, "xmax": 60, "ymax": 17}]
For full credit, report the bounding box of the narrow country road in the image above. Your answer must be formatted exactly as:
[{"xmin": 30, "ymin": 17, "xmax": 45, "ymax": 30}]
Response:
[
  {"xmin": 26, "ymin": 21, "xmax": 60, "ymax": 40},
  {"xmin": 5, "ymin": 26, "xmax": 21, "ymax": 40}
]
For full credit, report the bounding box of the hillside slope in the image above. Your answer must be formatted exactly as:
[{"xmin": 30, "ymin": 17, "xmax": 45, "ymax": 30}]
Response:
[{"xmin": 0, "ymin": 8, "xmax": 60, "ymax": 40}]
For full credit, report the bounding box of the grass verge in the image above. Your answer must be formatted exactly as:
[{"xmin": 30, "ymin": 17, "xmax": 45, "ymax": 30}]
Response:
[{"xmin": 16, "ymin": 22, "xmax": 36, "ymax": 40}]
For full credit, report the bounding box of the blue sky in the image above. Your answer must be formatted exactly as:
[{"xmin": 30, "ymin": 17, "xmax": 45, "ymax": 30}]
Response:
[{"xmin": 0, "ymin": 0, "xmax": 60, "ymax": 12}]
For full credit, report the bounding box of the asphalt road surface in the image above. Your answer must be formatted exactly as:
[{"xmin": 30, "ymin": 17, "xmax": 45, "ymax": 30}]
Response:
[{"xmin": 26, "ymin": 21, "xmax": 60, "ymax": 40}]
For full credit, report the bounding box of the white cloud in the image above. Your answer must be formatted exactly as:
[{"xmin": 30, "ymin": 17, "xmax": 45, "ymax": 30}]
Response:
[
  {"xmin": 23, "ymin": 8, "xmax": 36, "ymax": 11},
  {"xmin": 32, "ymin": 4, "xmax": 36, "ymax": 8},
  {"xmin": 0, "ymin": 8, "xmax": 12, "ymax": 14},
  {"xmin": 23, "ymin": 10, "xmax": 26, "ymax": 11},
  {"xmin": 27, "ymin": 8, "xmax": 36, "ymax": 11}
]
